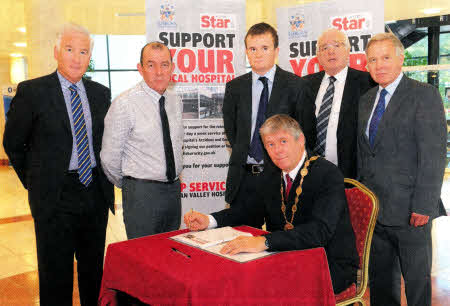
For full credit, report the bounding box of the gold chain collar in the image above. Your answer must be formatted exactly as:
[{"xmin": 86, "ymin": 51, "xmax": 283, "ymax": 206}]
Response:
[{"xmin": 280, "ymin": 156, "xmax": 319, "ymax": 231}]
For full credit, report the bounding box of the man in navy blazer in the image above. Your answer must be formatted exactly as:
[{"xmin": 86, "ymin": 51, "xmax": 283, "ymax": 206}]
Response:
[
  {"xmin": 358, "ymin": 33, "xmax": 446, "ymax": 306},
  {"xmin": 3, "ymin": 23, "xmax": 114, "ymax": 306},
  {"xmin": 223, "ymin": 23, "xmax": 315, "ymax": 228},
  {"xmin": 302, "ymin": 28, "xmax": 375, "ymax": 179}
]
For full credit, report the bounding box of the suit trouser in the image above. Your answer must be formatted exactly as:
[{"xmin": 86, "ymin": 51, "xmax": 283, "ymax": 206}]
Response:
[
  {"xmin": 34, "ymin": 171, "xmax": 109, "ymax": 306},
  {"xmin": 369, "ymin": 222, "xmax": 432, "ymax": 306},
  {"xmin": 122, "ymin": 177, "xmax": 181, "ymax": 239},
  {"xmin": 230, "ymin": 171, "xmax": 266, "ymax": 229}
]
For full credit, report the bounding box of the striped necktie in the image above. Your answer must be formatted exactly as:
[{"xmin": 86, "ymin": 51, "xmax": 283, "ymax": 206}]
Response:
[
  {"xmin": 69, "ymin": 84, "xmax": 92, "ymax": 186},
  {"xmin": 314, "ymin": 76, "xmax": 336, "ymax": 156}
]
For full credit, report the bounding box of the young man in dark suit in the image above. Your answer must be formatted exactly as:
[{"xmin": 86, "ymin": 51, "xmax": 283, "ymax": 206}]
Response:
[
  {"xmin": 185, "ymin": 114, "xmax": 358, "ymax": 294},
  {"xmin": 3, "ymin": 23, "xmax": 114, "ymax": 306},
  {"xmin": 302, "ymin": 28, "xmax": 375, "ymax": 179},
  {"xmin": 223, "ymin": 23, "xmax": 315, "ymax": 228},
  {"xmin": 358, "ymin": 32, "xmax": 446, "ymax": 306}
]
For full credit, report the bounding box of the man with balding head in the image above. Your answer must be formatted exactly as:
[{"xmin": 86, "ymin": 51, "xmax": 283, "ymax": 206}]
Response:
[
  {"xmin": 4, "ymin": 23, "xmax": 114, "ymax": 305},
  {"xmin": 303, "ymin": 28, "xmax": 375, "ymax": 179},
  {"xmin": 101, "ymin": 42, "xmax": 184, "ymax": 239}
]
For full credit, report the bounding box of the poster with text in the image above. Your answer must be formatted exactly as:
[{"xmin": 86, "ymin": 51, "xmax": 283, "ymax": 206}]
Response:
[
  {"xmin": 146, "ymin": 0, "xmax": 246, "ymax": 223},
  {"xmin": 277, "ymin": 0, "xmax": 384, "ymax": 77}
]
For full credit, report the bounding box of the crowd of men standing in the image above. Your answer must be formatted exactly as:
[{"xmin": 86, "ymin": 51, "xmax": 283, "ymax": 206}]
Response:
[{"xmin": 2, "ymin": 20, "xmax": 447, "ymax": 306}]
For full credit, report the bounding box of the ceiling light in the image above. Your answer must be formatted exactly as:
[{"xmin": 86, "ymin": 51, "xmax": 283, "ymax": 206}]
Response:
[
  {"xmin": 17, "ymin": 27, "xmax": 26, "ymax": 33},
  {"xmin": 10, "ymin": 53, "xmax": 24, "ymax": 58},
  {"xmin": 13, "ymin": 42, "xmax": 27, "ymax": 47},
  {"xmin": 385, "ymin": 20, "xmax": 397, "ymax": 24},
  {"xmin": 422, "ymin": 8, "xmax": 441, "ymax": 15}
]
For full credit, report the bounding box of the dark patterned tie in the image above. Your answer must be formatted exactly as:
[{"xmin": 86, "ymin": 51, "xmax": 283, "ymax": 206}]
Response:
[
  {"xmin": 314, "ymin": 76, "xmax": 336, "ymax": 156},
  {"xmin": 248, "ymin": 76, "xmax": 269, "ymax": 162},
  {"xmin": 69, "ymin": 85, "xmax": 92, "ymax": 186},
  {"xmin": 369, "ymin": 89, "xmax": 388, "ymax": 147},
  {"xmin": 159, "ymin": 96, "xmax": 176, "ymax": 182},
  {"xmin": 285, "ymin": 174, "xmax": 293, "ymax": 199}
]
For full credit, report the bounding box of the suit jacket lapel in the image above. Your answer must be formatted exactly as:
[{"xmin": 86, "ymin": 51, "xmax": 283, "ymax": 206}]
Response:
[
  {"xmin": 267, "ymin": 66, "xmax": 285, "ymax": 115},
  {"xmin": 309, "ymin": 71, "xmax": 324, "ymax": 104},
  {"xmin": 338, "ymin": 68, "xmax": 355, "ymax": 133},
  {"xmin": 359, "ymin": 87, "xmax": 378, "ymax": 148},
  {"xmin": 371, "ymin": 76, "xmax": 409, "ymax": 148},
  {"xmin": 83, "ymin": 78, "xmax": 98, "ymax": 142},
  {"xmin": 48, "ymin": 72, "xmax": 72, "ymax": 134},
  {"xmin": 241, "ymin": 72, "xmax": 253, "ymax": 144}
]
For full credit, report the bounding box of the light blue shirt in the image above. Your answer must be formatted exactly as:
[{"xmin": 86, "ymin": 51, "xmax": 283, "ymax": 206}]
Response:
[
  {"xmin": 248, "ymin": 65, "xmax": 276, "ymax": 164},
  {"xmin": 365, "ymin": 73, "xmax": 404, "ymax": 137},
  {"xmin": 57, "ymin": 71, "xmax": 96, "ymax": 170}
]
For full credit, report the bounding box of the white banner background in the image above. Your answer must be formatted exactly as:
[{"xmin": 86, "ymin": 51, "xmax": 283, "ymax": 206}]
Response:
[
  {"xmin": 146, "ymin": 0, "xmax": 247, "ymax": 224},
  {"xmin": 277, "ymin": 0, "xmax": 384, "ymax": 77}
]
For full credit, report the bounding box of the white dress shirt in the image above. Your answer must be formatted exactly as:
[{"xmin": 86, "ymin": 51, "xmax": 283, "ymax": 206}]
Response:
[
  {"xmin": 101, "ymin": 80, "xmax": 184, "ymax": 187},
  {"xmin": 314, "ymin": 66, "xmax": 348, "ymax": 166},
  {"xmin": 365, "ymin": 73, "xmax": 404, "ymax": 137},
  {"xmin": 247, "ymin": 65, "xmax": 276, "ymax": 164}
]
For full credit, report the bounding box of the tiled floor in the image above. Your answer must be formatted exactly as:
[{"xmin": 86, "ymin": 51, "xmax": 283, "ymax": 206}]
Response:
[{"xmin": 0, "ymin": 166, "xmax": 449, "ymax": 305}]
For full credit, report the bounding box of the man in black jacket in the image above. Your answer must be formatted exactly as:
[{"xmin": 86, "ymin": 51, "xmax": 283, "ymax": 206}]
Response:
[
  {"xmin": 3, "ymin": 23, "xmax": 114, "ymax": 306},
  {"xmin": 303, "ymin": 28, "xmax": 375, "ymax": 179},
  {"xmin": 185, "ymin": 114, "xmax": 358, "ymax": 294},
  {"xmin": 223, "ymin": 22, "xmax": 315, "ymax": 228}
]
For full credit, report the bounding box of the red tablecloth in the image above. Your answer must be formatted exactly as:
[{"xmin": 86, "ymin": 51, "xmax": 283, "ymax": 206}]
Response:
[{"xmin": 99, "ymin": 226, "xmax": 335, "ymax": 305}]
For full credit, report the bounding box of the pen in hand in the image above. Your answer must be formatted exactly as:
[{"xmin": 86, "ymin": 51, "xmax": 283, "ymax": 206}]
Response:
[{"xmin": 171, "ymin": 247, "xmax": 191, "ymax": 259}]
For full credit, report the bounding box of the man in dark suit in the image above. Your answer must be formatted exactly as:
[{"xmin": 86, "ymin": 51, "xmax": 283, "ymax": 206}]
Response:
[
  {"xmin": 223, "ymin": 23, "xmax": 315, "ymax": 228},
  {"xmin": 185, "ymin": 114, "xmax": 358, "ymax": 294},
  {"xmin": 3, "ymin": 23, "xmax": 114, "ymax": 306},
  {"xmin": 358, "ymin": 33, "xmax": 447, "ymax": 306},
  {"xmin": 303, "ymin": 28, "xmax": 375, "ymax": 179}
]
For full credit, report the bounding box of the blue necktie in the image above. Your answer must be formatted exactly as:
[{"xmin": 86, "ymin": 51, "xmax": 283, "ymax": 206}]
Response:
[
  {"xmin": 69, "ymin": 85, "xmax": 92, "ymax": 186},
  {"xmin": 314, "ymin": 76, "xmax": 336, "ymax": 156},
  {"xmin": 248, "ymin": 76, "xmax": 269, "ymax": 162},
  {"xmin": 369, "ymin": 88, "xmax": 388, "ymax": 147}
]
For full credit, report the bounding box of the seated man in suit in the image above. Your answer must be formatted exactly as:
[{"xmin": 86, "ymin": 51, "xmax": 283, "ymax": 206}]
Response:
[{"xmin": 185, "ymin": 114, "xmax": 358, "ymax": 294}]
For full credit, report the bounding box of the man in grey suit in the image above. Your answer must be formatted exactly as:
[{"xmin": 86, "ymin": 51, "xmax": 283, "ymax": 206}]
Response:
[{"xmin": 358, "ymin": 32, "xmax": 446, "ymax": 306}]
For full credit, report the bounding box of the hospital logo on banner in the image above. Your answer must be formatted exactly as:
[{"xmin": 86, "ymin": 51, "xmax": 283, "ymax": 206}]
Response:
[
  {"xmin": 330, "ymin": 13, "xmax": 372, "ymax": 32},
  {"xmin": 288, "ymin": 13, "xmax": 307, "ymax": 39},
  {"xmin": 159, "ymin": 2, "xmax": 176, "ymax": 28}
]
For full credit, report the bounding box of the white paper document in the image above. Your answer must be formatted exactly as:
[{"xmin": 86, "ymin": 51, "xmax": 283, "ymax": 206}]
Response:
[{"xmin": 170, "ymin": 227, "xmax": 275, "ymax": 263}]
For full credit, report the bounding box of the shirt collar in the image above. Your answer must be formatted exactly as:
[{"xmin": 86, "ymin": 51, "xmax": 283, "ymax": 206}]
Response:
[
  {"xmin": 56, "ymin": 70, "xmax": 85, "ymax": 91},
  {"xmin": 251, "ymin": 65, "xmax": 276, "ymax": 85},
  {"xmin": 379, "ymin": 72, "xmax": 403, "ymax": 96},
  {"xmin": 140, "ymin": 80, "xmax": 165, "ymax": 101},
  {"xmin": 324, "ymin": 66, "xmax": 348, "ymax": 84},
  {"xmin": 283, "ymin": 150, "xmax": 307, "ymax": 181}
]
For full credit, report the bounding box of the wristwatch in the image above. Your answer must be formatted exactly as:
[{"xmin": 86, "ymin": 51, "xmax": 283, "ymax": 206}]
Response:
[{"xmin": 264, "ymin": 236, "xmax": 270, "ymax": 249}]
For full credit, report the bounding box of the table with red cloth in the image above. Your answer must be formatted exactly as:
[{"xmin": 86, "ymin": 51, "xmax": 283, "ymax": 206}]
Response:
[{"xmin": 99, "ymin": 226, "xmax": 336, "ymax": 306}]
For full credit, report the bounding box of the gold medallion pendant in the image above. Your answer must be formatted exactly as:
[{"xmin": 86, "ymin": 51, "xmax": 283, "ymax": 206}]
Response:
[
  {"xmin": 284, "ymin": 223, "xmax": 294, "ymax": 231},
  {"xmin": 280, "ymin": 156, "xmax": 319, "ymax": 231}
]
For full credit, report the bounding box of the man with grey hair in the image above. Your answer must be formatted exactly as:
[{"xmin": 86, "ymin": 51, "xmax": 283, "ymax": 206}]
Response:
[
  {"xmin": 101, "ymin": 42, "xmax": 183, "ymax": 239},
  {"xmin": 303, "ymin": 28, "xmax": 375, "ymax": 179},
  {"xmin": 358, "ymin": 32, "xmax": 446, "ymax": 306},
  {"xmin": 3, "ymin": 23, "xmax": 114, "ymax": 305},
  {"xmin": 184, "ymin": 114, "xmax": 358, "ymax": 294}
]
